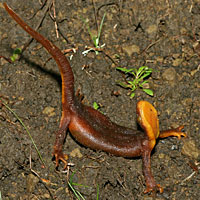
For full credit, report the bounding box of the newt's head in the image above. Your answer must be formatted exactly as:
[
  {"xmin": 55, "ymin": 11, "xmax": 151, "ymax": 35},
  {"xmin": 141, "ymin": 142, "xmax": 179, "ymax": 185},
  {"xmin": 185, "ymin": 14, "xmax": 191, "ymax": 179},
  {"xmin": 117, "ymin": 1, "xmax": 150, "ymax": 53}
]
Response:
[{"xmin": 136, "ymin": 101, "xmax": 160, "ymax": 142}]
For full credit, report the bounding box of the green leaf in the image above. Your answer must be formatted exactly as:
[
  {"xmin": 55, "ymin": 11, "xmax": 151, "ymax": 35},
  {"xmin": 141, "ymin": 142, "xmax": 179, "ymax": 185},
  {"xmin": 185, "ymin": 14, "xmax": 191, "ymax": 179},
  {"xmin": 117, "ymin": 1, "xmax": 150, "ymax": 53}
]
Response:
[
  {"xmin": 130, "ymin": 92, "xmax": 135, "ymax": 98},
  {"xmin": 116, "ymin": 67, "xmax": 127, "ymax": 72},
  {"xmin": 97, "ymin": 12, "xmax": 106, "ymax": 46},
  {"xmin": 143, "ymin": 89, "xmax": 154, "ymax": 96},
  {"xmin": 93, "ymin": 102, "xmax": 99, "ymax": 110},
  {"xmin": 136, "ymin": 66, "xmax": 147, "ymax": 75},
  {"xmin": 128, "ymin": 80, "xmax": 136, "ymax": 89},
  {"xmin": 128, "ymin": 80, "xmax": 133, "ymax": 85},
  {"xmin": 96, "ymin": 184, "xmax": 100, "ymax": 200},
  {"xmin": 116, "ymin": 67, "xmax": 134, "ymax": 74},
  {"xmin": 117, "ymin": 81, "xmax": 130, "ymax": 88},
  {"xmin": 13, "ymin": 48, "xmax": 22, "ymax": 54},
  {"xmin": 114, "ymin": 54, "xmax": 120, "ymax": 59},
  {"xmin": 139, "ymin": 80, "xmax": 148, "ymax": 86},
  {"xmin": 130, "ymin": 71, "xmax": 136, "ymax": 77},
  {"xmin": 140, "ymin": 72, "xmax": 151, "ymax": 80},
  {"xmin": 134, "ymin": 78, "xmax": 141, "ymax": 87},
  {"xmin": 10, "ymin": 48, "xmax": 22, "ymax": 62}
]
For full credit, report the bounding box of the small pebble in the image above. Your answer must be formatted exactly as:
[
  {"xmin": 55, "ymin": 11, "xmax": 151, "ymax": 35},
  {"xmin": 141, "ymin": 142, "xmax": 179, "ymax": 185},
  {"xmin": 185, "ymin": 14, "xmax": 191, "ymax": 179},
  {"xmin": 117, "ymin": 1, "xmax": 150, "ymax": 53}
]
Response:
[
  {"xmin": 70, "ymin": 148, "xmax": 83, "ymax": 158},
  {"xmin": 162, "ymin": 67, "xmax": 177, "ymax": 81},
  {"xmin": 122, "ymin": 44, "xmax": 140, "ymax": 56},
  {"xmin": 26, "ymin": 174, "xmax": 39, "ymax": 193},
  {"xmin": 182, "ymin": 140, "xmax": 199, "ymax": 159}
]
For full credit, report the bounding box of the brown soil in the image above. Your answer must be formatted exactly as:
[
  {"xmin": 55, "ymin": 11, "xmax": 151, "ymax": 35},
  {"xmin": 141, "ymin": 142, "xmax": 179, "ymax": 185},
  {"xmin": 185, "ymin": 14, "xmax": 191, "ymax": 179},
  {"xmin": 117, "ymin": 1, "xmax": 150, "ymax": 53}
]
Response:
[{"xmin": 0, "ymin": 1, "xmax": 199, "ymax": 199}]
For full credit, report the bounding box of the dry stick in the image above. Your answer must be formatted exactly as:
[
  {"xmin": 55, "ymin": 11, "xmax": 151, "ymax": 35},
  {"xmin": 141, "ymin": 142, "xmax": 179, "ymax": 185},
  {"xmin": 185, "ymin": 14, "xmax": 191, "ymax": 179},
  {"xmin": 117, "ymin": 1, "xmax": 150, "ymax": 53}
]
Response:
[
  {"xmin": 181, "ymin": 161, "xmax": 199, "ymax": 184},
  {"xmin": 52, "ymin": 0, "xmax": 59, "ymax": 38},
  {"xmin": 28, "ymin": 0, "xmax": 48, "ymax": 20},
  {"xmin": 48, "ymin": 15, "xmax": 70, "ymax": 44},
  {"xmin": 56, "ymin": 24, "xmax": 70, "ymax": 44},
  {"xmin": 29, "ymin": 154, "xmax": 54, "ymax": 200},
  {"xmin": 101, "ymin": 50, "xmax": 119, "ymax": 66},
  {"xmin": 47, "ymin": 3, "xmax": 71, "ymax": 44},
  {"xmin": 0, "ymin": 55, "xmax": 12, "ymax": 63},
  {"xmin": 140, "ymin": 38, "xmax": 161, "ymax": 55},
  {"xmin": 84, "ymin": 46, "xmax": 119, "ymax": 67}
]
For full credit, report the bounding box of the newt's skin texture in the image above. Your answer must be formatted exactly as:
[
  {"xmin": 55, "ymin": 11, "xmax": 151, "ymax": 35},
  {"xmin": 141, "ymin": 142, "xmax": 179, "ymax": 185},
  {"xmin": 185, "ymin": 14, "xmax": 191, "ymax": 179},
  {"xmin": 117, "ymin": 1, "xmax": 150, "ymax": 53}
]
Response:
[{"xmin": 4, "ymin": 3, "xmax": 186, "ymax": 193}]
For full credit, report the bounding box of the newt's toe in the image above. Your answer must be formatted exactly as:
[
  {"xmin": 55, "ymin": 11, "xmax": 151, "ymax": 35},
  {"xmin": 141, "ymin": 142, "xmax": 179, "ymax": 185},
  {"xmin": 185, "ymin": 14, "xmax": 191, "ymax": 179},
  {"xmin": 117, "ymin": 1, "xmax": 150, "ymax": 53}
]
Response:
[
  {"xmin": 173, "ymin": 126, "xmax": 187, "ymax": 139},
  {"xmin": 144, "ymin": 184, "xmax": 163, "ymax": 194},
  {"xmin": 54, "ymin": 150, "xmax": 68, "ymax": 170}
]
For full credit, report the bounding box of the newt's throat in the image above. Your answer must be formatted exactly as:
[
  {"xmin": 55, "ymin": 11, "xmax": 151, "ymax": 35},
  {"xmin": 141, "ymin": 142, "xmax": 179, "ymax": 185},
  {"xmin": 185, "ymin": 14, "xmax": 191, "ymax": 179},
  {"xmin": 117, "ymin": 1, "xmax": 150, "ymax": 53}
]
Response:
[{"xmin": 137, "ymin": 101, "xmax": 160, "ymax": 142}]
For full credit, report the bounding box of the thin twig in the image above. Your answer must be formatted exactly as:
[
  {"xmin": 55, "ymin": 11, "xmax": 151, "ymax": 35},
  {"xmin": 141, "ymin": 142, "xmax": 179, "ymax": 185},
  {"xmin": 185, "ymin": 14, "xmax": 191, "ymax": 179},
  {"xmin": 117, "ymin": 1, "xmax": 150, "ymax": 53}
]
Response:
[
  {"xmin": 140, "ymin": 38, "xmax": 161, "ymax": 55},
  {"xmin": 29, "ymin": 153, "xmax": 54, "ymax": 200},
  {"xmin": 0, "ymin": 55, "xmax": 12, "ymax": 63},
  {"xmin": 84, "ymin": 46, "xmax": 119, "ymax": 66},
  {"xmin": 181, "ymin": 171, "xmax": 196, "ymax": 183},
  {"xmin": 28, "ymin": 0, "xmax": 48, "ymax": 20},
  {"xmin": 52, "ymin": 0, "xmax": 59, "ymax": 38}
]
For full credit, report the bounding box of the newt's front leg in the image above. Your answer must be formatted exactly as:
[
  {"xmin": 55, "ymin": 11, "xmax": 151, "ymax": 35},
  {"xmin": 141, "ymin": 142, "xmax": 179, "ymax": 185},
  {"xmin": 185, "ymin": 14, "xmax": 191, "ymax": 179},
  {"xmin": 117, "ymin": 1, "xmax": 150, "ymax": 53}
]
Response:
[{"xmin": 159, "ymin": 126, "xmax": 186, "ymax": 139}]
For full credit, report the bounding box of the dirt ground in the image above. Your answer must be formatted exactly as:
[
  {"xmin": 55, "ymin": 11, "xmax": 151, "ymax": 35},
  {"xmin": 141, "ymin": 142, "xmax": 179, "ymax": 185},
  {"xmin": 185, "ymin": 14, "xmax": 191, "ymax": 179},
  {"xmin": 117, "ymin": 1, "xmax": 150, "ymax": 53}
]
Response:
[{"xmin": 0, "ymin": 0, "xmax": 199, "ymax": 199}]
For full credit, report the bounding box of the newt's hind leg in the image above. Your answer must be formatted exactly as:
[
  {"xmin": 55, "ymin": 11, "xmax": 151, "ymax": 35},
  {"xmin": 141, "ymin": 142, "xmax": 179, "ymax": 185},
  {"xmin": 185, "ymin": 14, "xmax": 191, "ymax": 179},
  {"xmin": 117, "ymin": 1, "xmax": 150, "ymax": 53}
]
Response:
[
  {"xmin": 53, "ymin": 113, "xmax": 70, "ymax": 169},
  {"xmin": 159, "ymin": 126, "xmax": 186, "ymax": 139}
]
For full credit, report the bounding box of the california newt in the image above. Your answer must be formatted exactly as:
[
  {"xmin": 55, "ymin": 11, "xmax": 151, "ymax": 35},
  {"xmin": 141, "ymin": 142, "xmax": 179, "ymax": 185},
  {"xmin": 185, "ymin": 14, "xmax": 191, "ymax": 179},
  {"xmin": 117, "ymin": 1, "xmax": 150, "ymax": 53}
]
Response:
[{"xmin": 4, "ymin": 3, "xmax": 186, "ymax": 193}]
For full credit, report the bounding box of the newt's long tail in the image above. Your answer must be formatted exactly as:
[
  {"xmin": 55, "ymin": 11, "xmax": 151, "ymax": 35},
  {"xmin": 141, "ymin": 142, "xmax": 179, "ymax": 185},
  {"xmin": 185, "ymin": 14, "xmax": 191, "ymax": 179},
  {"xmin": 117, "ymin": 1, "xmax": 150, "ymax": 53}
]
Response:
[{"xmin": 4, "ymin": 3, "xmax": 74, "ymax": 108}]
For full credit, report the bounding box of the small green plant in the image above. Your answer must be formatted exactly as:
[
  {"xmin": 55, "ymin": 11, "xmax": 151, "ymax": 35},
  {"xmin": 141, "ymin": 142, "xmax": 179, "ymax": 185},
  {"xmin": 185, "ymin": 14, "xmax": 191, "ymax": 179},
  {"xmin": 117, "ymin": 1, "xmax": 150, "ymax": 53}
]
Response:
[
  {"xmin": 96, "ymin": 184, "xmax": 99, "ymax": 200},
  {"xmin": 68, "ymin": 171, "xmax": 88, "ymax": 200},
  {"xmin": 93, "ymin": 102, "xmax": 104, "ymax": 114},
  {"xmin": 68, "ymin": 171, "xmax": 100, "ymax": 200},
  {"xmin": 93, "ymin": 102, "xmax": 100, "ymax": 110},
  {"xmin": 82, "ymin": 13, "xmax": 106, "ymax": 55},
  {"xmin": 10, "ymin": 48, "xmax": 22, "ymax": 62},
  {"xmin": 116, "ymin": 66, "xmax": 153, "ymax": 98}
]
